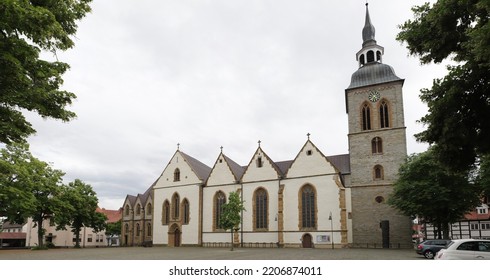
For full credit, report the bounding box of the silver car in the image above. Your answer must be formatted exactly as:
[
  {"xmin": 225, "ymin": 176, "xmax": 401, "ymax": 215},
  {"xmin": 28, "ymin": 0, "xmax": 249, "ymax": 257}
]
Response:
[{"xmin": 435, "ymin": 239, "xmax": 490, "ymax": 260}]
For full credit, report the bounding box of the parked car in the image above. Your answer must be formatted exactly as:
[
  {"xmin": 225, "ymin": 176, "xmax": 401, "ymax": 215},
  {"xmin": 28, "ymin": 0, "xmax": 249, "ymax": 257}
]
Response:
[
  {"xmin": 416, "ymin": 239, "xmax": 452, "ymax": 259},
  {"xmin": 435, "ymin": 239, "xmax": 490, "ymax": 260}
]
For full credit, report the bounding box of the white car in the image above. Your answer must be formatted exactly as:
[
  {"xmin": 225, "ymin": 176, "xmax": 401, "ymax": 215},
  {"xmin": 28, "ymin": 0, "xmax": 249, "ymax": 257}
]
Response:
[{"xmin": 435, "ymin": 239, "xmax": 490, "ymax": 260}]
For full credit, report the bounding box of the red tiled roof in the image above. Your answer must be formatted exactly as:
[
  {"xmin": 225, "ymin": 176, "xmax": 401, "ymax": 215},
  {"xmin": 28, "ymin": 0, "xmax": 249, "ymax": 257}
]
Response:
[
  {"xmin": 0, "ymin": 232, "xmax": 26, "ymax": 240},
  {"xmin": 97, "ymin": 207, "xmax": 122, "ymax": 223}
]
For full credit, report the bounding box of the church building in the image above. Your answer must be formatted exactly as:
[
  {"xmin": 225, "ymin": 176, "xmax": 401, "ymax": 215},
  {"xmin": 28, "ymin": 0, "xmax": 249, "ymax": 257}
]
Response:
[{"xmin": 122, "ymin": 4, "xmax": 412, "ymax": 249}]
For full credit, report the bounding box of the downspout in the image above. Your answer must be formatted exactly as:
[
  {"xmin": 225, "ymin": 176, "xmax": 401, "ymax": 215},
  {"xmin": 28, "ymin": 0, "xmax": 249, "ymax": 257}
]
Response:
[{"xmin": 239, "ymin": 181, "xmax": 243, "ymax": 248}]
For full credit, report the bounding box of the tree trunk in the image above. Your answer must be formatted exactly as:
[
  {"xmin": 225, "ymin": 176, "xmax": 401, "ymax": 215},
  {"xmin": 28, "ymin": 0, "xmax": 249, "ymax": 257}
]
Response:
[
  {"xmin": 442, "ymin": 223, "xmax": 450, "ymax": 240},
  {"xmin": 230, "ymin": 228, "xmax": 234, "ymax": 251},
  {"xmin": 74, "ymin": 229, "xmax": 81, "ymax": 248},
  {"xmin": 36, "ymin": 217, "xmax": 44, "ymax": 248}
]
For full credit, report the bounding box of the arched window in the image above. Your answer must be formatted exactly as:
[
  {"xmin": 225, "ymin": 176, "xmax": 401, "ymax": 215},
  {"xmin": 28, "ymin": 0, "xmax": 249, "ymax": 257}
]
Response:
[
  {"xmin": 214, "ymin": 191, "xmax": 226, "ymax": 230},
  {"xmin": 371, "ymin": 137, "xmax": 383, "ymax": 154},
  {"xmin": 376, "ymin": 51, "xmax": 382, "ymax": 62},
  {"xmin": 361, "ymin": 103, "xmax": 372, "ymax": 131},
  {"xmin": 367, "ymin": 50, "xmax": 374, "ymax": 63},
  {"xmin": 374, "ymin": 165, "xmax": 384, "ymax": 180},
  {"xmin": 174, "ymin": 168, "xmax": 180, "ymax": 182},
  {"xmin": 379, "ymin": 100, "xmax": 390, "ymax": 128},
  {"xmin": 257, "ymin": 156, "xmax": 263, "ymax": 168},
  {"xmin": 136, "ymin": 204, "xmax": 141, "ymax": 215},
  {"xmin": 172, "ymin": 193, "xmax": 180, "ymax": 219},
  {"xmin": 136, "ymin": 223, "xmax": 140, "ymax": 237},
  {"xmin": 360, "ymin": 54, "xmax": 365, "ymax": 65},
  {"xmin": 147, "ymin": 223, "xmax": 152, "ymax": 237},
  {"xmin": 146, "ymin": 203, "xmax": 152, "ymax": 215},
  {"xmin": 254, "ymin": 188, "xmax": 268, "ymax": 230},
  {"xmin": 182, "ymin": 199, "xmax": 190, "ymax": 224},
  {"xmin": 300, "ymin": 185, "xmax": 316, "ymax": 229},
  {"xmin": 162, "ymin": 200, "xmax": 170, "ymax": 225},
  {"xmin": 125, "ymin": 205, "xmax": 130, "ymax": 216}
]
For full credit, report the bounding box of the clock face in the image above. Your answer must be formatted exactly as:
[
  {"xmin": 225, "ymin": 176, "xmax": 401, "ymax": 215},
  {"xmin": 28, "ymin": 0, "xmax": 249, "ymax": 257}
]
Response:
[{"xmin": 368, "ymin": 90, "xmax": 380, "ymax": 102}]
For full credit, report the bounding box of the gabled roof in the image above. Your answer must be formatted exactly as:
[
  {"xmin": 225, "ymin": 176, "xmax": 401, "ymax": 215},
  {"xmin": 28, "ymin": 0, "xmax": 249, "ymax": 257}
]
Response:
[
  {"xmin": 222, "ymin": 154, "xmax": 245, "ymax": 181},
  {"xmin": 275, "ymin": 160, "xmax": 294, "ymax": 177},
  {"xmin": 180, "ymin": 151, "xmax": 212, "ymax": 181},
  {"xmin": 326, "ymin": 154, "xmax": 351, "ymax": 175},
  {"xmin": 241, "ymin": 147, "xmax": 284, "ymax": 181}
]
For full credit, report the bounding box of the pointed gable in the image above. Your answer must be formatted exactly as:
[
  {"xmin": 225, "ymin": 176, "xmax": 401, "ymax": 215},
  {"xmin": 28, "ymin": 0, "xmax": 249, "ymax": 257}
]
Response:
[
  {"xmin": 207, "ymin": 152, "xmax": 245, "ymax": 185},
  {"xmin": 241, "ymin": 147, "xmax": 282, "ymax": 182},
  {"xmin": 286, "ymin": 140, "xmax": 338, "ymax": 177},
  {"xmin": 155, "ymin": 150, "xmax": 212, "ymax": 187}
]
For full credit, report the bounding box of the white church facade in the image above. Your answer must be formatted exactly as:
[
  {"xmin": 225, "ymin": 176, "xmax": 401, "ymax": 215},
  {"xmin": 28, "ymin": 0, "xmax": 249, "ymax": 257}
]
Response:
[{"xmin": 122, "ymin": 4, "xmax": 412, "ymax": 249}]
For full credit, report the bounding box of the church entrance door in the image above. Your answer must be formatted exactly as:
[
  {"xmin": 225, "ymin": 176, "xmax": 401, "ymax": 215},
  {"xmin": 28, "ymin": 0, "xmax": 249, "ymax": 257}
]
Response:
[
  {"xmin": 174, "ymin": 228, "xmax": 181, "ymax": 247},
  {"xmin": 302, "ymin": 233, "xmax": 312, "ymax": 248}
]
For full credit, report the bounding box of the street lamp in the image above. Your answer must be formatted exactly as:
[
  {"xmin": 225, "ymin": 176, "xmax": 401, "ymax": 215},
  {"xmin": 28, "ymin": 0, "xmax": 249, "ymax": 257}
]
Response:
[{"xmin": 329, "ymin": 212, "xmax": 334, "ymax": 249}]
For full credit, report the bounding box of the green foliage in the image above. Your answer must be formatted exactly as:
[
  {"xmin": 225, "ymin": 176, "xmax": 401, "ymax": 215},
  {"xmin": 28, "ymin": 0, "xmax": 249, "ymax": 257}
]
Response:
[
  {"xmin": 388, "ymin": 148, "xmax": 481, "ymax": 239},
  {"xmin": 476, "ymin": 154, "xmax": 490, "ymax": 198},
  {"xmin": 105, "ymin": 219, "xmax": 122, "ymax": 237},
  {"xmin": 220, "ymin": 191, "xmax": 245, "ymax": 251},
  {"xmin": 56, "ymin": 179, "xmax": 107, "ymax": 248},
  {"xmin": 0, "ymin": 0, "xmax": 92, "ymax": 144},
  {"xmin": 0, "ymin": 143, "xmax": 105, "ymax": 248},
  {"xmin": 397, "ymin": 0, "xmax": 490, "ymax": 171}
]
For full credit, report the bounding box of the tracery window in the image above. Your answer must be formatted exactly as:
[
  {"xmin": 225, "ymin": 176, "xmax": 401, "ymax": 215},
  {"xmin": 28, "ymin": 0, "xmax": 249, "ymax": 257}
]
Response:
[
  {"xmin": 361, "ymin": 103, "xmax": 372, "ymax": 131},
  {"xmin": 371, "ymin": 137, "xmax": 383, "ymax": 154},
  {"xmin": 214, "ymin": 191, "xmax": 226, "ymax": 230},
  {"xmin": 300, "ymin": 185, "xmax": 316, "ymax": 229},
  {"xmin": 254, "ymin": 188, "xmax": 268, "ymax": 230},
  {"xmin": 379, "ymin": 100, "xmax": 390, "ymax": 128}
]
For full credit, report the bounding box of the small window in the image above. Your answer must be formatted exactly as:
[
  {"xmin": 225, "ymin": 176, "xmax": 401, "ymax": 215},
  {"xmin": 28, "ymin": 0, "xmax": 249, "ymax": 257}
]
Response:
[
  {"xmin": 147, "ymin": 203, "xmax": 152, "ymax": 215},
  {"xmin": 125, "ymin": 205, "xmax": 130, "ymax": 216},
  {"xmin": 371, "ymin": 137, "xmax": 383, "ymax": 154},
  {"xmin": 257, "ymin": 156, "xmax": 263, "ymax": 168},
  {"xmin": 174, "ymin": 168, "xmax": 180, "ymax": 182},
  {"xmin": 136, "ymin": 204, "xmax": 141, "ymax": 215},
  {"xmin": 374, "ymin": 165, "xmax": 384, "ymax": 180},
  {"xmin": 306, "ymin": 150, "xmax": 312, "ymax": 156}
]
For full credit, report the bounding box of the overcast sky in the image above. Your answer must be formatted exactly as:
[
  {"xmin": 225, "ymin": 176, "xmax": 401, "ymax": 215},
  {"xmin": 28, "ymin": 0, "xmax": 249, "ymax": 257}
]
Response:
[{"xmin": 24, "ymin": 0, "xmax": 446, "ymax": 210}]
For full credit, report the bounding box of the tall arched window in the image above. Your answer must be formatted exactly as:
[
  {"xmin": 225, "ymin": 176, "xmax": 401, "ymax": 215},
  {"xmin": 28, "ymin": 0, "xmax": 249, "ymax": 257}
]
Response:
[
  {"xmin": 182, "ymin": 199, "xmax": 190, "ymax": 224},
  {"xmin": 214, "ymin": 191, "xmax": 226, "ymax": 230},
  {"xmin": 124, "ymin": 224, "xmax": 129, "ymax": 236},
  {"xmin": 254, "ymin": 188, "xmax": 268, "ymax": 230},
  {"xmin": 174, "ymin": 168, "xmax": 180, "ymax": 181},
  {"xmin": 136, "ymin": 204, "xmax": 141, "ymax": 215},
  {"xmin": 136, "ymin": 223, "xmax": 140, "ymax": 237},
  {"xmin": 371, "ymin": 137, "xmax": 383, "ymax": 154},
  {"xmin": 125, "ymin": 205, "xmax": 130, "ymax": 216},
  {"xmin": 162, "ymin": 200, "xmax": 170, "ymax": 225},
  {"xmin": 379, "ymin": 100, "xmax": 390, "ymax": 128},
  {"xmin": 172, "ymin": 193, "xmax": 180, "ymax": 219},
  {"xmin": 374, "ymin": 165, "xmax": 384, "ymax": 180},
  {"xmin": 361, "ymin": 103, "xmax": 372, "ymax": 131},
  {"xmin": 147, "ymin": 223, "xmax": 152, "ymax": 237},
  {"xmin": 300, "ymin": 185, "xmax": 316, "ymax": 229},
  {"xmin": 146, "ymin": 203, "xmax": 152, "ymax": 215}
]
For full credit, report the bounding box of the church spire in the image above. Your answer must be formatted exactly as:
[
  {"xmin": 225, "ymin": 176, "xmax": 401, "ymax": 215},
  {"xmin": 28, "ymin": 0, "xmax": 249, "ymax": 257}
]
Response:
[
  {"xmin": 362, "ymin": 3, "xmax": 376, "ymax": 46},
  {"xmin": 355, "ymin": 3, "xmax": 384, "ymax": 68}
]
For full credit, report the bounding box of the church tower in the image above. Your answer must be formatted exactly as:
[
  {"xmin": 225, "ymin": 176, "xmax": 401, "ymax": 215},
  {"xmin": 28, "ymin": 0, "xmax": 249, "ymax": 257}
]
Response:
[{"xmin": 345, "ymin": 4, "xmax": 411, "ymax": 248}]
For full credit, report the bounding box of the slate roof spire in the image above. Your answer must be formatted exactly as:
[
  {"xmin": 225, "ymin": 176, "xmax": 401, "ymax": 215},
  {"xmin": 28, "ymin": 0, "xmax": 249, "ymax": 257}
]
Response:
[{"xmin": 362, "ymin": 3, "xmax": 376, "ymax": 46}]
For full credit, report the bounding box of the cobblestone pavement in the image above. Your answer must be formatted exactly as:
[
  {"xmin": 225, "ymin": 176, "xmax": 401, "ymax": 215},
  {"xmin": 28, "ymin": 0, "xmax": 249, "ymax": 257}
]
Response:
[{"xmin": 0, "ymin": 246, "xmax": 424, "ymax": 260}]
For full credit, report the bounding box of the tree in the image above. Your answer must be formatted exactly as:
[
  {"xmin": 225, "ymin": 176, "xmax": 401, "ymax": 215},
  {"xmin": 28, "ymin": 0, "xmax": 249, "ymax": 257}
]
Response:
[
  {"xmin": 219, "ymin": 191, "xmax": 245, "ymax": 251},
  {"xmin": 397, "ymin": 0, "xmax": 490, "ymax": 172},
  {"xmin": 56, "ymin": 179, "xmax": 107, "ymax": 248},
  {"xmin": 476, "ymin": 154, "xmax": 490, "ymax": 198},
  {"xmin": 388, "ymin": 148, "xmax": 481, "ymax": 239},
  {"xmin": 105, "ymin": 219, "xmax": 121, "ymax": 246},
  {"xmin": 0, "ymin": 143, "xmax": 66, "ymax": 248},
  {"xmin": 0, "ymin": 0, "xmax": 92, "ymax": 144}
]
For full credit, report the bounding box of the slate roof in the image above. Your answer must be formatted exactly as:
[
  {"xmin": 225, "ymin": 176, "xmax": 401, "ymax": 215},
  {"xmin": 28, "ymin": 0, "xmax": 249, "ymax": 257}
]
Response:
[
  {"xmin": 180, "ymin": 151, "xmax": 212, "ymax": 181},
  {"xmin": 223, "ymin": 154, "xmax": 245, "ymax": 181},
  {"xmin": 326, "ymin": 154, "xmax": 351, "ymax": 175}
]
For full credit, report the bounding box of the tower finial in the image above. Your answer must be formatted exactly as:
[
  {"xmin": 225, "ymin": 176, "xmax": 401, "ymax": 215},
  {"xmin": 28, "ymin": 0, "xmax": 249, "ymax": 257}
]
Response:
[
  {"xmin": 362, "ymin": 1, "xmax": 376, "ymax": 45},
  {"xmin": 177, "ymin": 143, "xmax": 180, "ymax": 150},
  {"xmin": 258, "ymin": 140, "xmax": 261, "ymax": 147}
]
